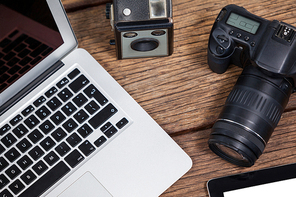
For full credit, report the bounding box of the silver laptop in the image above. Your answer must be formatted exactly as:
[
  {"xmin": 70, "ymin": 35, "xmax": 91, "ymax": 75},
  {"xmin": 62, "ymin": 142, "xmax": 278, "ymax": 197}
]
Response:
[{"xmin": 0, "ymin": 0, "xmax": 192, "ymax": 196}]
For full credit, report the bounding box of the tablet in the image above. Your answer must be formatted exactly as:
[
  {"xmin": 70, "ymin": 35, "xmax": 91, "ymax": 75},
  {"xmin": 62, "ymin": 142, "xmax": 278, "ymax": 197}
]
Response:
[{"xmin": 207, "ymin": 163, "xmax": 296, "ymax": 197}]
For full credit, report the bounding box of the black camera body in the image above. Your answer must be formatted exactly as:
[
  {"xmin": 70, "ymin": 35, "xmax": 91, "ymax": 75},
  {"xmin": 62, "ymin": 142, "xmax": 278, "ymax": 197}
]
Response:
[
  {"xmin": 106, "ymin": 0, "xmax": 173, "ymax": 59},
  {"xmin": 208, "ymin": 5, "xmax": 296, "ymax": 167}
]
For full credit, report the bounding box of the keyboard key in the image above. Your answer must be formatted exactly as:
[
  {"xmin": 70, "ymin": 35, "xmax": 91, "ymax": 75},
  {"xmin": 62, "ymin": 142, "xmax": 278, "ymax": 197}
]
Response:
[
  {"xmin": 62, "ymin": 118, "xmax": 78, "ymax": 133},
  {"xmin": 24, "ymin": 114, "xmax": 40, "ymax": 129},
  {"xmin": 77, "ymin": 124, "xmax": 93, "ymax": 138},
  {"xmin": 35, "ymin": 106, "xmax": 51, "ymax": 120},
  {"xmin": 116, "ymin": 117, "xmax": 129, "ymax": 129},
  {"xmin": 50, "ymin": 111, "xmax": 66, "ymax": 125},
  {"xmin": 25, "ymin": 36, "xmax": 41, "ymax": 49},
  {"xmin": 89, "ymin": 103, "xmax": 118, "ymax": 129},
  {"xmin": 9, "ymin": 179, "xmax": 25, "ymax": 195},
  {"xmin": 66, "ymin": 133, "xmax": 82, "ymax": 147},
  {"xmin": 73, "ymin": 93, "xmax": 88, "ymax": 107},
  {"xmin": 16, "ymin": 138, "xmax": 32, "ymax": 153},
  {"xmin": 21, "ymin": 105, "xmax": 35, "ymax": 117},
  {"xmin": 29, "ymin": 146, "xmax": 44, "ymax": 161},
  {"xmin": 51, "ymin": 127, "xmax": 67, "ymax": 142},
  {"xmin": 4, "ymin": 34, "xmax": 27, "ymax": 52},
  {"xmin": 28, "ymin": 129, "xmax": 44, "ymax": 144},
  {"xmin": 56, "ymin": 77, "xmax": 69, "ymax": 89},
  {"xmin": 0, "ymin": 144, "xmax": 4, "ymax": 154},
  {"xmin": 44, "ymin": 151, "xmax": 59, "ymax": 166},
  {"xmin": 47, "ymin": 97, "xmax": 62, "ymax": 111},
  {"xmin": 0, "ymin": 38, "xmax": 11, "ymax": 48},
  {"xmin": 1, "ymin": 133, "xmax": 17, "ymax": 148},
  {"xmin": 32, "ymin": 160, "xmax": 48, "ymax": 175},
  {"xmin": 84, "ymin": 84, "xmax": 108, "ymax": 106},
  {"xmin": 14, "ymin": 43, "xmax": 26, "ymax": 52},
  {"xmin": 19, "ymin": 161, "xmax": 70, "ymax": 197},
  {"xmin": 68, "ymin": 68, "xmax": 80, "ymax": 79},
  {"xmin": 0, "ymin": 157, "xmax": 9, "ymax": 172},
  {"xmin": 30, "ymin": 44, "xmax": 48, "ymax": 57},
  {"xmin": 104, "ymin": 126, "xmax": 118, "ymax": 138},
  {"xmin": 9, "ymin": 114, "xmax": 23, "ymax": 126},
  {"xmin": 21, "ymin": 170, "xmax": 37, "ymax": 185},
  {"xmin": 18, "ymin": 48, "xmax": 30, "ymax": 58},
  {"xmin": 73, "ymin": 109, "xmax": 89, "ymax": 124},
  {"xmin": 0, "ymin": 124, "xmax": 11, "ymax": 136},
  {"xmin": 0, "ymin": 189, "xmax": 13, "ymax": 197},
  {"xmin": 69, "ymin": 75, "xmax": 89, "ymax": 93},
  {"xmin": 5, "ymin": 164, "xmax": 21, "ymax": 179},
  {"xmin": 5, "ymin": 148, "xmax": 21, "ymax": 162},
  {"xmin": 33, "ymin": 96, "xmax": 46, "ymax": 107},
  {"xmin": 65, "ymin": 149, "xmax": 84, "ymax": 168},
  {"xmin": 12, "ymin": 124, "xmax": 29, "ymax": 138},
  {"xmin": 40, "ymin": 136, "xmax": 56, "ymax": 151},
  {"xmin": 39, "ymin": 120, "xmax": 55, "ymax": 134},
  {"xmin": 3, "ymin": 51, "xmax": 16, "ymax": 61},
  {"xmin": 0, "ymin": 174, "xmax": 9, "ymax": 189},
  {"xmin": 45, "ymin": 87, "xmax": 58, "ymax": 98},
  {"xmin": 61, "ymin": 102, "xmax": 77, "ymax": 116},
  {"xmin": 17, "ymin": 155, "xmax": 33, "ymax": 170},
  {"xmin": 94, "ymin": 136, "xmax": 107, "ymax": 148},
  {"xmin": 79, "ymin": 140, "xmax": 96, "ymax": 156},
  {"xmin": 58, "ymin": 88, "xmax": 73, "ymax": 102},
  {"xmin": 55, "ymin": 142, "xmax": 70, "ymax": 157},
  {"xmin": 19, "ymin": 56, "xmax": 32, "ymax": 66},
  {"xmin": 84, "ymin": 100, "xmax": 100, "ymax": 115}
]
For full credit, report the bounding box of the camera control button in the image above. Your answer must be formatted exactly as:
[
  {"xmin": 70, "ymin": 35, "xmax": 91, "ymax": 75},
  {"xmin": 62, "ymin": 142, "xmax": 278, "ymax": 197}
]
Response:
[
  {"xmin": 216, "ymin": 46, "xmax": 225, "ymax": 55},
  {"xmin": 237, "ymin": 33, "xmax": 242, "ymax": 38},
  {"xmin": 229, "ymin": 30, "xmax": 234, "ymax": 35},
  {"xmin": 244, "ymin": 36, "xmax": 250, "ymax": 41},
  {"xmin": 251, "ymin": 42, "xmax": 256, "ymax": 47}
]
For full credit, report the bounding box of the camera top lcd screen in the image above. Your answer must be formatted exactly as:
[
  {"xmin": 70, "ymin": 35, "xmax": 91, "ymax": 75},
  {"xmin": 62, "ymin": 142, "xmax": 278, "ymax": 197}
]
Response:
[{"xmin": 226, "ymin": 13, "xmax": 260, "ymax": 34}]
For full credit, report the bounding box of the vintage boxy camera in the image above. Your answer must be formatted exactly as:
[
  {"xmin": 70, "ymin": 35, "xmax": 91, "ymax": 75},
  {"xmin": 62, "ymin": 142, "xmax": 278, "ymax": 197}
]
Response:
[
  {"xmin": 207, "ymin": 4, "xmax": 296, "ymax": 167},
  {"xmin": 106, "ymin": 0, "xmax": 173, "ymax": 59}
]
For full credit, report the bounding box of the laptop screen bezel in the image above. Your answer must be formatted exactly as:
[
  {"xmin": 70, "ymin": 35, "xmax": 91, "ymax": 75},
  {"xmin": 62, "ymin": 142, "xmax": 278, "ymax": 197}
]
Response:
[{"xmin": 0, "ymin": 0, "xmax": 78, "ymax": 112}]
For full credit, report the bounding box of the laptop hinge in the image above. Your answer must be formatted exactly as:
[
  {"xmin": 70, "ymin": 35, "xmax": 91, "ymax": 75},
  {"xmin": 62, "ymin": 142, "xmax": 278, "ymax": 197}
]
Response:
[{"xmin": 0, "ymin": 60, "xmax": 64, "ymax": 116}]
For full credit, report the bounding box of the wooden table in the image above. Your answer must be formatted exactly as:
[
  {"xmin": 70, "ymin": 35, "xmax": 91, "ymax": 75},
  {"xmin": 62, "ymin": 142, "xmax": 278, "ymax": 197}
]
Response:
[{"xmin": 61, "ymin": 0, "xmax": 296, "ymax": 196}]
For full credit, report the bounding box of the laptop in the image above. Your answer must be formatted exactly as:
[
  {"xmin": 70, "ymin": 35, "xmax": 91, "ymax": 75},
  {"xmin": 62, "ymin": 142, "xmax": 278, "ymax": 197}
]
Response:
[{"xmin": 0, "ymin": 0, "xmax": 192, "ymax": 196}]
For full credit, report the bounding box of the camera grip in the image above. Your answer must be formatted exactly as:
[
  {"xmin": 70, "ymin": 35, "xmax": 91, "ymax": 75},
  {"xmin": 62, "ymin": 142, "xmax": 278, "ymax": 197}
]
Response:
[
  {"xmin": 208, "ymin": 28, "xmax": 234, "ymax": 74},
  {"xmin": 207, "ymin": 48, "xmax": 231, "ymax": 74}
]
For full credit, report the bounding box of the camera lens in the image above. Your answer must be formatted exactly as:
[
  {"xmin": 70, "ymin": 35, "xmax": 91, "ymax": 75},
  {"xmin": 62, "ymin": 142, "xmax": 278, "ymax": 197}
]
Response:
[
  {"xmin": 131, "ymin": 38, "xmax": 159, "ymax": 52},
  {"xmin": 208, "ymin": 65, "xmax": 293, "ymax": 167}
]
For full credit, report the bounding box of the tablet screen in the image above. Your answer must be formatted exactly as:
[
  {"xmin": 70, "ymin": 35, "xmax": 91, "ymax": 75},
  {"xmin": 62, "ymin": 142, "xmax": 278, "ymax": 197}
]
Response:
[
  {"xmin": 224, "ymin": 178, "xmax": 296, "ymax": 197},
  {"xmin": 207, "ymin": 163, "xmax": 296, "ymax": 197}
]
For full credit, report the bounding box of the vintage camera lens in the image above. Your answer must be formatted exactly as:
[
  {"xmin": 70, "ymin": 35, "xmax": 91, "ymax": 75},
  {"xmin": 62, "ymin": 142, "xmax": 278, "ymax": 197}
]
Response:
[
  {"xmin": 208, "ymin": 65, "xmax": 293, "ymax": 167},
  {"xmin": 151, "ymin": 30, "xmax": 166, "ymax": 36},
  {"xmin": 123, "ymin": 32, "xmax": 138, "ymax": 38},
  {"xmin": 131, "ymin": 38, "xmax": 159, "ymax": 52}
]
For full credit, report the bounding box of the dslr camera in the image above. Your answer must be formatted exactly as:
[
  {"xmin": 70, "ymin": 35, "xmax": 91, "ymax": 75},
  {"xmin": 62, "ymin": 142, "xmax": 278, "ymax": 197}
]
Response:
[
  {"xmin": 207, "ymin": 4, "xmax": 296, "ymax": 167},
  {"xmin": 106, "ymin": 0, "xmax": 173, "ymax": 59}
]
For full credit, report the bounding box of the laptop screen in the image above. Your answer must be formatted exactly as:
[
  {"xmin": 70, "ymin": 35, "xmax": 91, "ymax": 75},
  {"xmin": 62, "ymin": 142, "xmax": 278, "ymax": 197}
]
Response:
[
  {"xmin": 0, "ymin": 0, "xmax": 64, "ymax": 94},
  {"xmin": 0, "ymin": 0, "xmax": 77, "ymax": 114}
]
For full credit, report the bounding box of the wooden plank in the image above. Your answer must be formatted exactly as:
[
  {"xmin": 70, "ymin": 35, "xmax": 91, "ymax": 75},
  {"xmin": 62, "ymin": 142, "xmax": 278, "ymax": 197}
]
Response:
[
  {"xmin": 61, "ymin": 0, "xmax": 110, "ymax": 12},
  {"xmin": 161, "ymin": 109, "xmax": 296, "ymax": 196},
  {"xmin": 64, "ymin": 0, "xmax": 296, "ymax": 136}
]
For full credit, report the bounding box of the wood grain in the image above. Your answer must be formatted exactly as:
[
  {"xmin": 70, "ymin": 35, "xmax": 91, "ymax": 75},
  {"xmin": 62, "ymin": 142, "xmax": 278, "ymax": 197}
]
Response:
[
  {"xmin": 61, "ymin": 0, "xmax": 296, "ymax": 196},
  {"xmin": 65, "ymin": 0, "xmax": 296, "ymax": 135}
]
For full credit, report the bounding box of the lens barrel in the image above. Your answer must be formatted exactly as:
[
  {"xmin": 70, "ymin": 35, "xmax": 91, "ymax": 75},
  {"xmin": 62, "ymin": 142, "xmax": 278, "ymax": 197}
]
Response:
[{"xmin": 209, "ymin": 65, "xmax": 293, "ymax": 167}]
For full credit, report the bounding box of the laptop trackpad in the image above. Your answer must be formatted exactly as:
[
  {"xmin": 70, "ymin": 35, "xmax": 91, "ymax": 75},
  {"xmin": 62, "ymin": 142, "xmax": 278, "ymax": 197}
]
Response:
[{"xmin": 58, "ymin": 172, "xmax": 112, "ymax": 197}]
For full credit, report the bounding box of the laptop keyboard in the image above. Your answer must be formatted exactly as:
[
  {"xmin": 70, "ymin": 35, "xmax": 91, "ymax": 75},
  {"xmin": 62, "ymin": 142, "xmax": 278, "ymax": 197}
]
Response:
[
  {"xmin": 0, "ymin": 68, "xmax": 129, "ymax": 196},
  {"xmin": 0, "ymin": 29, "xmax": 53, "ymax": 93}
]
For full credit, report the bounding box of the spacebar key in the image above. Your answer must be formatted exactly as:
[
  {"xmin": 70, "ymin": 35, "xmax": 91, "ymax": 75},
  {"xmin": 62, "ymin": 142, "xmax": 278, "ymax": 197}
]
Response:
[{"xmin": 19, "ymin": 161, "xmax": 70, "ymax": 197}]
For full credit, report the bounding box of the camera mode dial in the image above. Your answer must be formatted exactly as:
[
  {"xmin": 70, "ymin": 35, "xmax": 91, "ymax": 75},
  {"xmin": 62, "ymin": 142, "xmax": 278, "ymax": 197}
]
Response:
[{"xmin": 209, "ymin": 28, "xmax": 233, "ymax": 57}]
